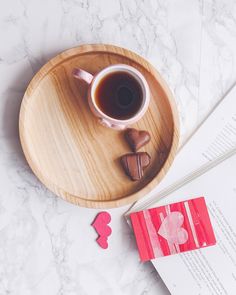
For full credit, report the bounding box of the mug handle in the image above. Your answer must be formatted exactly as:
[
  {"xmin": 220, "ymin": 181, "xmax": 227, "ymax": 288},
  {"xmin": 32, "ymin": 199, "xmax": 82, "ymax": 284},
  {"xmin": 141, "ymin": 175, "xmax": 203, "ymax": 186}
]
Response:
[
  {"xmin": 73, "ymin": 68, "xmax": 93, "ymax": 84},
  {"xmin": 98, "ymin": 118, "xmax": 126, "ymax": 130}
]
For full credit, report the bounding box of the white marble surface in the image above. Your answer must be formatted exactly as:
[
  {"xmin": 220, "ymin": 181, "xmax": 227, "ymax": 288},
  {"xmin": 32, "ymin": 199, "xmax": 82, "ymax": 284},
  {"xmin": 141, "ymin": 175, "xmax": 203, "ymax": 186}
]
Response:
[{"xmin": 0, "ymin": 0, "xmax": 236, "ymax": 294}]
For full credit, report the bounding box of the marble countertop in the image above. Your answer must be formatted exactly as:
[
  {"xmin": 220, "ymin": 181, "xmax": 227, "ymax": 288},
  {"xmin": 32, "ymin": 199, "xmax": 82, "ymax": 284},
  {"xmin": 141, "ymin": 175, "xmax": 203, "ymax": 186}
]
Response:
[{"xmin": 1, "ymin": 0, "xmax": 236, "ymax": 294}]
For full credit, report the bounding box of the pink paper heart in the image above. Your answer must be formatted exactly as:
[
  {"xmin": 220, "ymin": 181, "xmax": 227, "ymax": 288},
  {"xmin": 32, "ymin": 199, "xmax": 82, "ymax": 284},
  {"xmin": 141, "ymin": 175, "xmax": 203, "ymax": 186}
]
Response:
[
  {"xmin": 92, "ymin": 212, "xmax": 112, "ymax": 249},
  {"xmin": 92, "ymin": 212, "xmax": 112, "ymax": 237},
  {"xmin": 97, "ymin": 236, "xmax": 108, "ymax": 249},
  {"xmin": 158, "ymin": 212, "xmax": 188, "ymax": 245}
]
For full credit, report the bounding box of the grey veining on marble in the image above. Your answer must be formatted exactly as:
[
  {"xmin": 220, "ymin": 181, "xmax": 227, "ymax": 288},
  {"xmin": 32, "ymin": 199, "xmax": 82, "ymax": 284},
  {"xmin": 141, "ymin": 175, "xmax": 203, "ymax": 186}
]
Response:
[{"xmin": 0, "ymin": 0, "xmax": 236, "ymax": 294}]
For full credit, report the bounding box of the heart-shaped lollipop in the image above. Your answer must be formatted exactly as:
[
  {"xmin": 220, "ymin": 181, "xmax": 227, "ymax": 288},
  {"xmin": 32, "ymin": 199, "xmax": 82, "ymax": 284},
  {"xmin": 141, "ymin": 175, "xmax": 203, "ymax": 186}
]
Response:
[
  {"xmin": 120, "ymin": 152, "xmax": 151, "ymax": 181},
  {"xmin": 125, "ymin": 128, "xmax": 151, "ymax": 152}
]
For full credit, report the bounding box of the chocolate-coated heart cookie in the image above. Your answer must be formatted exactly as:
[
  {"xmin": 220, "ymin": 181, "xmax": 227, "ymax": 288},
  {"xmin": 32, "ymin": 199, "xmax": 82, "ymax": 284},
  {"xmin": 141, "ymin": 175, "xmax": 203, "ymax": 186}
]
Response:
[
  {"xmin": 125, "ymin": 128, "xmax": 151, "ymax": 152},
  {"xmin": 120, "ymin": 152, "xmax": 151, "ymax": 181}
]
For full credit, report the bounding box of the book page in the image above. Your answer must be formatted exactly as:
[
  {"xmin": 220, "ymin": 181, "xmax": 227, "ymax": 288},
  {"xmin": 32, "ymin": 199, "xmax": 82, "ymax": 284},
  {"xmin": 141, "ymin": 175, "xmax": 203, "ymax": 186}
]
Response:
[{"xmin": 152, "ymin": 151, "xmax": 236, "ymax": 295}]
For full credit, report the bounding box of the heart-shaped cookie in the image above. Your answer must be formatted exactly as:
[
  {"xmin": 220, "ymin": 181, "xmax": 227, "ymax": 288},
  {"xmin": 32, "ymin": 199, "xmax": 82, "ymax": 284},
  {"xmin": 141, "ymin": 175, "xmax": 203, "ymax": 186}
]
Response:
[
  {"xmin": 125, "ymin": 128, "xmax": 151, "ymax": 152},
  {"xmin": 158, "ymin": 212, "xmax": 188, "ymax": 245},
  {"xmin": 120, "ymin": 152, "xmax": 151, "ymax": 181}
]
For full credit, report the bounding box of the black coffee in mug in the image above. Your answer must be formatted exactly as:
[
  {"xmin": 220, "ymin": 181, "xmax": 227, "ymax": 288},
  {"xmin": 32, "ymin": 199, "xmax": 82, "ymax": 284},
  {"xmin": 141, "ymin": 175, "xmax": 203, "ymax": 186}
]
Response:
[{"xmin": 95, "ymin": 71, "xmax": 143, "ymax": 120}]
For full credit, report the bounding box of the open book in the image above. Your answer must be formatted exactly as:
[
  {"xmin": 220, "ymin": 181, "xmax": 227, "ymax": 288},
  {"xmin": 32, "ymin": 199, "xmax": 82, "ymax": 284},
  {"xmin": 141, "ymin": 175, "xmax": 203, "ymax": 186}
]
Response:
[
  {"xmin": 152, "ymin": 144, "xmax": 236, "ymax": 294},
  {"xmin": 126, "ymin": 84, "xmax": 236, "ymax": 294}
]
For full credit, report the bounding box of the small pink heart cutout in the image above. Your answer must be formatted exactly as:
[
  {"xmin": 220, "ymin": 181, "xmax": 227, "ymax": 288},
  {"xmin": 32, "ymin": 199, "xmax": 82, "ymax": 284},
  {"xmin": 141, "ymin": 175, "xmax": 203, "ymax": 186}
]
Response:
[
  {"xmin": 97, "ymin": 236, "xmax": 108, "ymax": 249},
  {"xmin": 92, "ymin": 212, "xmax": 112, "ymax": 237},
  {"xmin": 158, "ymin": 212, "xmax": 188, "ymax": 245}
]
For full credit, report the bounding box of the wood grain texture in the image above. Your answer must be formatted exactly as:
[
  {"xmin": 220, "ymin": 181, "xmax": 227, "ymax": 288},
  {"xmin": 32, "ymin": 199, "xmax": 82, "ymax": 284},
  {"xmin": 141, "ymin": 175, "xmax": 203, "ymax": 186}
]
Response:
[{"xmin": 19, "ymin": 44, "xmax": 179, "ymax": 208}]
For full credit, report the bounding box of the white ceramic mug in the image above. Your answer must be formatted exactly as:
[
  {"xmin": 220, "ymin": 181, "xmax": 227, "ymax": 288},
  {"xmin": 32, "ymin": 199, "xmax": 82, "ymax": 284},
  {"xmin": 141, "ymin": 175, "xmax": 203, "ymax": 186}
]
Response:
[{"xmin": 73, "ymin": 64, "xmax": 150, "ymax": 130}]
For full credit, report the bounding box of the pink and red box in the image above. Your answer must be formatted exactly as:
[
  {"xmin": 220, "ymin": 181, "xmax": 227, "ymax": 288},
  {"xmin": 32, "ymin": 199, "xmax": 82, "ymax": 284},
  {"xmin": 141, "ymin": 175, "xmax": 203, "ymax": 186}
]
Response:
[{"xmin": 130, "ymin": 197, "xmax": 216, "ymax": 262}]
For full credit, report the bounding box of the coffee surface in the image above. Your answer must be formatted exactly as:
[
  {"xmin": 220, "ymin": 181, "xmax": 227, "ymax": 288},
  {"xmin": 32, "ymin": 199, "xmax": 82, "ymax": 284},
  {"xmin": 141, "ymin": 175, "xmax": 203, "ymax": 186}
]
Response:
[{"xmin": 95, "ymin": 71, "xmax": 143, "ymax": 120}]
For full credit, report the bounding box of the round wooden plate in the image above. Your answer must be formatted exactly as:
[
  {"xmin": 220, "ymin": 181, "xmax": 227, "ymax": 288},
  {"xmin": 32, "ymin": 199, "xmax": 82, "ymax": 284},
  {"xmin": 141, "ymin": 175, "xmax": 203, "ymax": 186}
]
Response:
[{"xmin": 19, "ymin": 44, "xmax": 179, "ymax": 208}]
